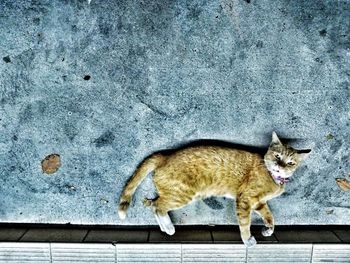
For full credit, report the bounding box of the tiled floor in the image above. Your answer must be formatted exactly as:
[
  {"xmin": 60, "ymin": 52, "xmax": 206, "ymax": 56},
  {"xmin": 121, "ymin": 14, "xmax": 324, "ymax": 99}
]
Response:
[
  {"xmin": 0, "ymin": 225, "xmax": 349, "ymax": 262},
  {"xmin": 0, "ymin": 225, "xmax": 348, "ymax": 243},
  {"xmin": 1, "ymin": 243, "xmax": 350, "ymax": 263}
]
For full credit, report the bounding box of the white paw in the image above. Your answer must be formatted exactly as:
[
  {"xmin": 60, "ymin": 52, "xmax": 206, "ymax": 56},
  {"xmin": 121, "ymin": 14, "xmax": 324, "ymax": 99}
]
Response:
[
  {"xmin": 261, "ymin": 226, "xmax": 274, "ymax": 237},
  {"xmin": 164, "ymin": 224, "xmax": 175, "ymax": 235},
  {"xmin": 118, "ymin": 210, "xmax": 126, "ymax": 220},
  {"xmin": 243, "ymin": 236, "xmax": 257, "ymax": 248},
  {"xmin": 159, "ymin": 224, "xmax": 166, "ymax": 232}
]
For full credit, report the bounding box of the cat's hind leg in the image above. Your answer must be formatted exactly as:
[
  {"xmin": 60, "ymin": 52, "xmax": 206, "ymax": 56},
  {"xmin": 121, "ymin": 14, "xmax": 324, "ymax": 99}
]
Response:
[
  {"xmin": 154, "ymin": 211, "xmax": 175, "ymax": 235},
  {"xmin": 143, "ymin": 198, "xmax": 175, "ymax": 235},
  {"xmin": 153, "ymin": 194, "xmax": 192, "ymax": 236}
]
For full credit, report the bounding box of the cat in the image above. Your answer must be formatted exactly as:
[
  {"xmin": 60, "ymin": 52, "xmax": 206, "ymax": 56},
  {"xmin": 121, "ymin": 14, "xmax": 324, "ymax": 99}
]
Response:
[{"xmin": 118, "ymin": 132, "xmax": 311, "ymax": 247}]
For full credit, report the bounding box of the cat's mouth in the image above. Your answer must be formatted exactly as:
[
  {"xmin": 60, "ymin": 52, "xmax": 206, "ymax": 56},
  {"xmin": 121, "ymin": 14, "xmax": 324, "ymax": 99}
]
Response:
[
  {"xmin": 264, "ymin": 160, "xmax": 292, "ymax": 183},
  {"xmin": 268, "ymin": 168, "xmax": 291, "ymax": 179},
  {"xmin": 272, "ymin": 169, "xmax": 284, "ymax": 176},
  {"xmin": 269, "ymin": 169, "xmax": 292, "ymax": 184},
  {"xmin": 271, "ymin": 169, "xmax": 290, "ymax": 178}
]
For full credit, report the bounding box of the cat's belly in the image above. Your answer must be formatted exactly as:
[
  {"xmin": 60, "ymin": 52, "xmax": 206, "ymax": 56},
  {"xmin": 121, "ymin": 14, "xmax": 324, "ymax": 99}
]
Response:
[
  {"xmin": 194, "ymin": 190, "xmax": 236, "ymax": 200},
  {"xmin": 223, "ymin": 193, "xmax": 235, "ymax": 199}
]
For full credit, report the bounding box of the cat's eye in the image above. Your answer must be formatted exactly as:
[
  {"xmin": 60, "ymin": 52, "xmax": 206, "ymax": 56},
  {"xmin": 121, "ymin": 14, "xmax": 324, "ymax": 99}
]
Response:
[{"xmin": 287, "ymin": 162, "xmax": 295, "ymax": 166}]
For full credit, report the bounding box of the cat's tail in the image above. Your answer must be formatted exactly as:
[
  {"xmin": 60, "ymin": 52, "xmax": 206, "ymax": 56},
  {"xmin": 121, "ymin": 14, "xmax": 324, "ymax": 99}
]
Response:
[{"xmin": 118, "ymin": 153, "xmax": 166, "ymax": 220}]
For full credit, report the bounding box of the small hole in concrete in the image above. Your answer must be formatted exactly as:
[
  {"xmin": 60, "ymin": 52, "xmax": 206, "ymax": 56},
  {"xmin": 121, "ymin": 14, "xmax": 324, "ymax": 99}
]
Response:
[
  {"xmin": 319, "ymin": 29, "xmax": 327, "ymax": 37},
  {"xmin": 3, "ymin": 56, "xmax": 11, "ymax": 63},
  {"xmin": 33, "ymin": 17, "xmax": 40, "ymax": 24},
  {"xmin": 84, "ymin": 75, "xmax": 91, "ymax": 80}
]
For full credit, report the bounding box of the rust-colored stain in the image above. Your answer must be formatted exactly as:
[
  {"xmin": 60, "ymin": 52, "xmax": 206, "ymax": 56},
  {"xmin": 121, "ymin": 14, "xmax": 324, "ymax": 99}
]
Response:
[
  {"xmin": 336, "ymin": 178, "xmax": 350, "ymax": 192},
  {"xmin": 41, "ymin": 154, "xmax": 61, "ymax": 174}
]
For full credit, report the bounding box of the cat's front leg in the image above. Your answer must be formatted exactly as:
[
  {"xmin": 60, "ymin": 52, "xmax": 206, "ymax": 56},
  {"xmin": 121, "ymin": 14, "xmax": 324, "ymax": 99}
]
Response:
[
  {"xmin": 236, "ymin": 198, "xmax": 256, "ymax": 248},
  {"xmin": 255, "ymin": 202, "xmax": 274, "ymax": 237}
]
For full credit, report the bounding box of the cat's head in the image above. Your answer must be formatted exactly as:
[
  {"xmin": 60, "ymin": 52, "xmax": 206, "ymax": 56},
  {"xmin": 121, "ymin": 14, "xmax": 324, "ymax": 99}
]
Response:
[{"xmin": 264, "ymin": 132, "xmax": 311, "ymax": 179}]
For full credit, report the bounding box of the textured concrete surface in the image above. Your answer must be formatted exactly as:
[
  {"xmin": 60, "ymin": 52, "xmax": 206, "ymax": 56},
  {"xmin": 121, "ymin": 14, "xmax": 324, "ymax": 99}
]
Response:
[{"xmin": 0, "ymin": 0, "xmax": 349, "ymax": 225}]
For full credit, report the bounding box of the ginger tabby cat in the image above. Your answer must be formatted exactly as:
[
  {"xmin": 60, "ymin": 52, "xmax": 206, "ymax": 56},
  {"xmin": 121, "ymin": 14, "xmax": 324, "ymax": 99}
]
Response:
[{"xmin": 118, "ymin": 132, "xmax": 311, "ymax": 247}]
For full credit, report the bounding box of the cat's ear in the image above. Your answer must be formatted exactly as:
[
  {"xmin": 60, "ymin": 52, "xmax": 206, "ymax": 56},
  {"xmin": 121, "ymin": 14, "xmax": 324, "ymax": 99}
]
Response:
[
  {"xmin": 271, "ymin": 131, "xmax": 282, "ymax": 146},
  {"xmin": 297, "ymin": 149, "xmax": 312, "ymax": 159}
]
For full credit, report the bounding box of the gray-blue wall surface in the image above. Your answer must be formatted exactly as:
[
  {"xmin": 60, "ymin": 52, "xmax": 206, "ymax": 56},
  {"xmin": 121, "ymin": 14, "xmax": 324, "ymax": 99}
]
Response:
[{"xmin": 0, "ymin": 0, "xmax": 349, "ymax": 225}]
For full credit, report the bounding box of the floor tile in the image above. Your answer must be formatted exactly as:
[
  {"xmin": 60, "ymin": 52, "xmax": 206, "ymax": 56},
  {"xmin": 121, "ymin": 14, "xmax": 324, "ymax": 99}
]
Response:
[
  {"xmin": 20, "ymin": 228, "xmax": 87, "ymax": 242},
  {"xmin": 0, "ymin": 242, "xmax": 50, "ymax": 262},
  {"xmin": 274, "ymin": 230, "xmax": 340, "ymax": 243},
  {"xmin": 0, "ymin": 227, "xmax": 27, "ymax": 241},
  {"xmin": 149, "ymin": 229, "xmax": 212, "ymax": 242},
  {"xmin": 51, "ymin": 243, "xmax": 115, "ymax": 263},
  {"xmin": 84, "ymin": 229, "xmax": 149, "ymax": 243},
  {"xmin": 247, "ymin": 244, "xmax": 312, "ymax": 263},
  {"xmin": 312, "ymin": 244, "xmax": 350, "ymax": 263},
  {"xmin": 333, "ymin": 229, "xmax": 350, "ymax": 242},
  {"xmin": 182, "ymin": 244, "xmax": 246, "ymax": 263},
  {"xmin": 117, "ymin": 244, "xmax": 181, "ymax": 263}
]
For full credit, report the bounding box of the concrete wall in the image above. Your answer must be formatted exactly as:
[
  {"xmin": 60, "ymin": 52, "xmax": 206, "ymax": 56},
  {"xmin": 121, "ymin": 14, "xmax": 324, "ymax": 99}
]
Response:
[{"xmin": 0, "ymin": 0, "xmax": 349, "ymax": 225}]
